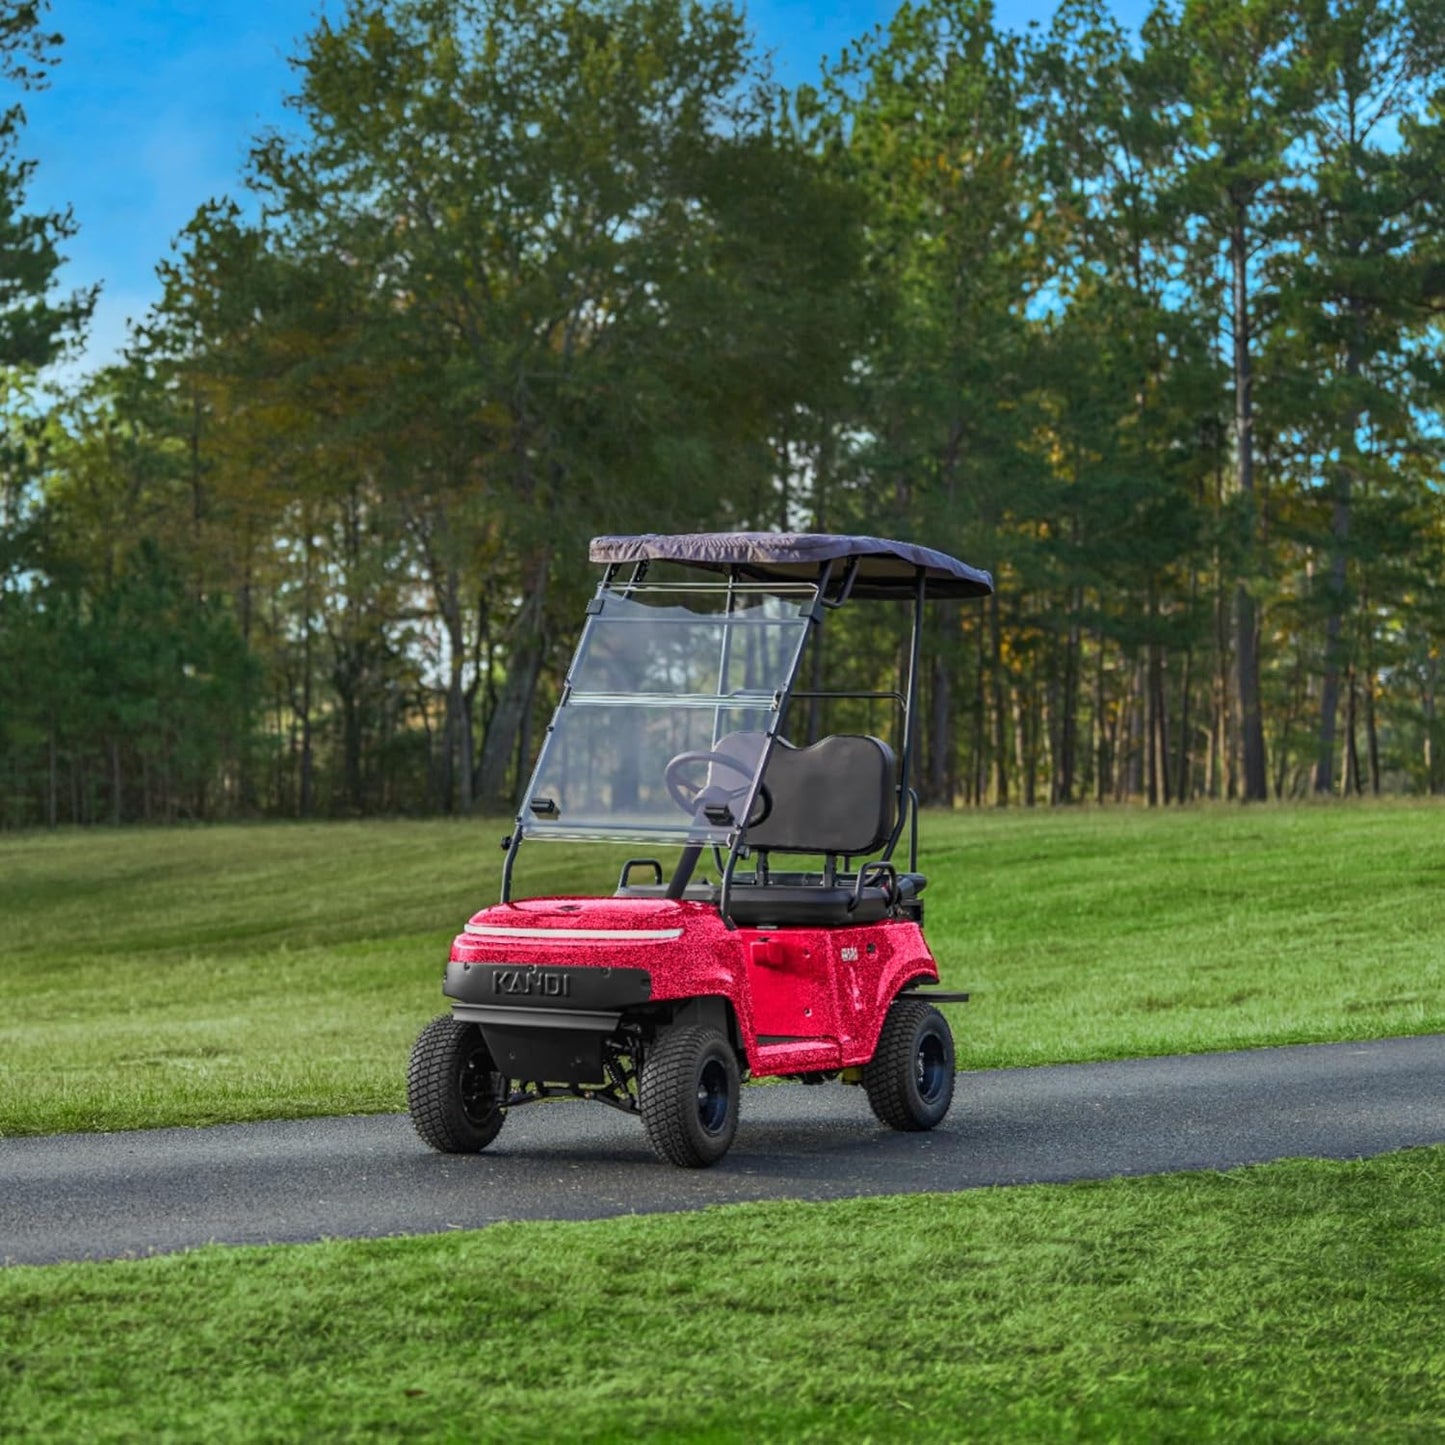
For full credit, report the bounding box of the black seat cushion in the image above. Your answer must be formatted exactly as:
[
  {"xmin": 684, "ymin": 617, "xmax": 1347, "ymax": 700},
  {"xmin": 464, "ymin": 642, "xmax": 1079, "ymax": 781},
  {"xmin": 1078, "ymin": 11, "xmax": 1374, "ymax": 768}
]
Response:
[
  {"xmin": 724, "ymin": 881, "xmax": 891, "ymax": 927},
  {"xmin": 713, "ymin": 732, "xmax": 896, "ymax": 857}
]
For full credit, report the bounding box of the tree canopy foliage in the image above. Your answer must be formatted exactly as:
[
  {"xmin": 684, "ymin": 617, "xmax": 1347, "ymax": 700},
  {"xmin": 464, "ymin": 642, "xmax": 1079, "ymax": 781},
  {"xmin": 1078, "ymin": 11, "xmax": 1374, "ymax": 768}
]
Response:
[{"xmin": 3, "ymin": 0, "xmax": 1444, "ymax": 827}]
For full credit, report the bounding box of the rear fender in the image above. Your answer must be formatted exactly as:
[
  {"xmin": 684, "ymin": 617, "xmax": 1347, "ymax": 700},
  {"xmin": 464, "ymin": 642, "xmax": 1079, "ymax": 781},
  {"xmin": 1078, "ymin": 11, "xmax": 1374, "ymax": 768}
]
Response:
[
  {"xmin": 655, "ymin": 995, "xmax": 743, "ymax": 1061},
  {"xmin": 844, "ymin": 924, "xmax": 943, "ymax": 1066}
]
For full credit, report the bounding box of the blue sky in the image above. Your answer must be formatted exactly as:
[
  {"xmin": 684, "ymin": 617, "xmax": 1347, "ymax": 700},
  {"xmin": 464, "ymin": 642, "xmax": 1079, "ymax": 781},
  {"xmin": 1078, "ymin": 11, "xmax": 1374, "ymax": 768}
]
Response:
[{"xmin": 24, "ymin": 0, "xmax": 1149, "ymax": 380}]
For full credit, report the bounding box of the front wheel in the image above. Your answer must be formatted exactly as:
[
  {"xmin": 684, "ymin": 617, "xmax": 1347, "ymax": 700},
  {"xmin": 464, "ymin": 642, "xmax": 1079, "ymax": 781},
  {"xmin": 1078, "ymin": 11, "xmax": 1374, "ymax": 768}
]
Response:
[
  {"xmin": 408, "ymin": 1013, "xmax": 508, "ymax": 1153},
  {"xmin": 639, "ymin": 1025, "xmax": 740, "ymax": 1168},
  {"xmin": 864, "ymin": 998, "xmax": 955, "ymax": 1131}
]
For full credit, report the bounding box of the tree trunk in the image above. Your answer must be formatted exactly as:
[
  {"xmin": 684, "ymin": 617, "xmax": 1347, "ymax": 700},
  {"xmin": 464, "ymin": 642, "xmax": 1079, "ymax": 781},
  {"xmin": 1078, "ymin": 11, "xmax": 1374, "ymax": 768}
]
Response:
[
  {"xmin": 1313, "ymin": 326, "xmax": 1364, "ymax": 795},
  {"xmin": 1274, "ymin": 647, "xmax": 1306, "ymax": 799},
  {"xmin": 416, "ymin": 684, "xmax": 436, "ymax": 809},
  {"xmin": 438, "ymin": 564, "xmax": 474, "ymax": 815},
  {"xmin": 476, "ymin": 549, "xmax": 551, "ymax": 812},
  {"xmin": 47, "ymin": 725, "xmax": 57, "ymax": 828},
  {"xmin": 1208, "ymin": 551, "xmax": 1229, "ymax": 799},
  {"xmin": 928, "ymin": 649, "xmax": 952, "ymax": 806},
  {"xmin": 806, "ymin": 623, "xmax": 826, "ymax": 744},
  {"xmin": 1042, "ymin": 650, "xmax": 1059, "ymax": 807},
  {"xmin": 1345, "ymin": 665, "xmax": 1361, "ymax": 796},
  {"xmin": 238, "ymin": 527, "xmax": 257, "ymax": 814},
  {"xmin": 111, "ymin": 739, "xmax": 122, "ymax": 826},
  {"xmin": 971, "ymin": 618, "xmax": 986, "ymax": 807},
  {"xmin": 988, "ymin": 591, "xmax": 1008, "ymax": 806},
  {"xmin": 1230, "ymin": 214, "xmax": 1268, "ymax": 801},
  {"xmin": 1145, "ymin": 578, "xmax": 1169, "ymax": 807},
  {"xmin": 336, "ymin": 491, "xmax": 369, "ymax": 815},
  {"xmin": 514, "ymin": 656, "xmax": 544, "ymax": 808},
  {"xmin": 1177, "ymin": 566, "xmax": 1200, "ymax": 804},
  {"xmin": 1013, "ymin": 666, "xmax": 1036, "ymax": 809},
  {"xmin": 1424, "ymin": 653, "xmax": 1439, "ymax": 794},
  {"xmin": 1154, "ymin": 643, "xmax": 1171, "ymax": 806},
  {"xmin": 299, "ymin": 539, "xmax": 315, "ymax": 820},
  {"xmin": 1175, "ymin": 646, "xmax": 1193, "ymax": 804},
  {"xmin": 339, "ymin": 689, "xmax": 364, "ymax": 814},
  {"xmin": 1313, "ymin": 556, "xmax": 1348, "ymax": 796},
  {"xmin": 1057, "ymin": 600, "xmax": 1080, "ymax": 804},
  {"xmin": 1124, "ymin": 659, "xmax": 1145, "ymax": 802},
  {"xmin": 1364, "ymin": 665, "xmax": 1381, "ymax": 796},
  {"xmin": 1094, "ymin": 634, "xmax": 1110, "ymax": 805}
]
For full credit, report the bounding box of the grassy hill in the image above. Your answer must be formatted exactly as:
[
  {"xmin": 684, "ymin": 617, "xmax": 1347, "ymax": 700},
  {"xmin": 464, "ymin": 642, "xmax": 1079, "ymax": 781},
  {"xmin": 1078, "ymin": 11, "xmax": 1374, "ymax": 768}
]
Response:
[{"xmin": 2, "ymin": 801, "xmax": 1442, "ymax": 1135}]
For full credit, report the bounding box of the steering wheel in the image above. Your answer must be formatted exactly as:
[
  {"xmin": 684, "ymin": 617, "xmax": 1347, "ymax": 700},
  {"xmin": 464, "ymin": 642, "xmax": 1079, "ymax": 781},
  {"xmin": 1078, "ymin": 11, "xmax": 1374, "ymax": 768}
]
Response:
[{"xmin": 663, "ymin": 750, "xmax": 772, "ymax": 828}]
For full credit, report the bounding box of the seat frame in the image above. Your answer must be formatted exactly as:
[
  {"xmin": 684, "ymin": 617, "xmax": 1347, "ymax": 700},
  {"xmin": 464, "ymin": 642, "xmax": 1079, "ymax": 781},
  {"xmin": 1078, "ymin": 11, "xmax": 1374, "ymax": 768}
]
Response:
[{"xmin": 625, "ymin": 731, "xmax": 927, "ymax": 927}]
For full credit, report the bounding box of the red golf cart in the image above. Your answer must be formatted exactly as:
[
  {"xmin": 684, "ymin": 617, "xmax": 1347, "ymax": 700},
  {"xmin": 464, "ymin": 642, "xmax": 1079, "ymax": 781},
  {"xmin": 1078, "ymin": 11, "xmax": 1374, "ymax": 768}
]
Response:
[{"xmin": 408, "ymin": 532, "xmax": 993, "ymax": 1167}]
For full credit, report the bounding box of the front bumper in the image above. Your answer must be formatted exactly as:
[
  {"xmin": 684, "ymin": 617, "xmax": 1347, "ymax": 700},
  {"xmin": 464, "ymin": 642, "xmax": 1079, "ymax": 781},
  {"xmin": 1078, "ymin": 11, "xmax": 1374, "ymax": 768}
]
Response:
[
  {"xmin": 444, "ymin": 960, "xmax": 652, "ymax": 1011},
  {"xmin": 444, "ymin": 961, "xmax": 652, "ymax": 1085}
]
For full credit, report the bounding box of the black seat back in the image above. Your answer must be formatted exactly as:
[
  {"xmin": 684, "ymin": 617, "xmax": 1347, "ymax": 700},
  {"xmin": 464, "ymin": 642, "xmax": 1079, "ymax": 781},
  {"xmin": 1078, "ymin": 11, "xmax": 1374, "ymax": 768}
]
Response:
[{"xmin": 712, "ymin": 732, "xmax": 896, "ymax": 857}]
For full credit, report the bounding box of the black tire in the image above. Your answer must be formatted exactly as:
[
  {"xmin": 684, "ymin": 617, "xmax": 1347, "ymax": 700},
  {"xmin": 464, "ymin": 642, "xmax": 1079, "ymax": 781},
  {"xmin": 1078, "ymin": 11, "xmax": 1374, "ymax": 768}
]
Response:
[
  {"xmin": 863, "ymin": 997, "xmax": 955, "ymax": 1131},
  {"xmin": 639, "ymin": 1025, "xmax": 740, "ymax": 1168},
  {"xmin": 407, "ymin": 1013, "xmax": 508, "ymax": 1153}
]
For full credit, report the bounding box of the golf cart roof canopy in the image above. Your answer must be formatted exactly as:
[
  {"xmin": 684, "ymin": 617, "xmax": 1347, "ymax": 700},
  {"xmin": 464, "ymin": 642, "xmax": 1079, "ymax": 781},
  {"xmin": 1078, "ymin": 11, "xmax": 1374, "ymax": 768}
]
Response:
[{"xmin": 589, "ymin": 532, "xmax": 994, "ymax": 601}]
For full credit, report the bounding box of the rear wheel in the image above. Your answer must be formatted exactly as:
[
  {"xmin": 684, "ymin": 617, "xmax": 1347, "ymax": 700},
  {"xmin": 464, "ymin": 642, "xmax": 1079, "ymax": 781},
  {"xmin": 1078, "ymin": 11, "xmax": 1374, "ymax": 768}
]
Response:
[
  {"xmin": 864, "ymin": 997, "xmax": 955, "ymax": 1131},
  {"xmin": 408, "ymin": 1013, "xmax": 507, "ymax": 1153},
  {"xmin": 639, "ymin": 1025, "xmax": 740, "ymax": 1168}
]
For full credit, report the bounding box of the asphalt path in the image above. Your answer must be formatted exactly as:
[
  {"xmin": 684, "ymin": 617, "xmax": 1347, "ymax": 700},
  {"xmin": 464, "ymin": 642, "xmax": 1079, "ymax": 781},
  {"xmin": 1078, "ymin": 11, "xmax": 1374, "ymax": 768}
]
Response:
[{"xmin": 3, "ymin": 1034, "xmax": 1441, "ymax": 1266}]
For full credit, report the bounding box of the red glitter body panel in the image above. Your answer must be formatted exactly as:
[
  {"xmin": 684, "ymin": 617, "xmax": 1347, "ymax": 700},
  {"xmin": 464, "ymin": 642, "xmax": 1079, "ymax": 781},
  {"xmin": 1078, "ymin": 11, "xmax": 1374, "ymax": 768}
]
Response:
[{"xmin": 449, "ymin": 896, "xmax": 941, "ymax": 1073}]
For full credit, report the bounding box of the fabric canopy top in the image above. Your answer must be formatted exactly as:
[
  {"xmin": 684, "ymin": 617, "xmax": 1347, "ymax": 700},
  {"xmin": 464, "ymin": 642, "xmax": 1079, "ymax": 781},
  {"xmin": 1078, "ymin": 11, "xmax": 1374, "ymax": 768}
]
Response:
[{"xmin": 588, "ymin": 532, "xmax": 993, "ymax": 600}]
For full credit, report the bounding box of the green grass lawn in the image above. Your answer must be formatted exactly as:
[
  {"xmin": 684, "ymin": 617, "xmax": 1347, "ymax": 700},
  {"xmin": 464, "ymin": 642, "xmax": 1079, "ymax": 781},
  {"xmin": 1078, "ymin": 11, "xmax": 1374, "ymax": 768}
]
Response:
[
  {"xmin": 2, "ymin": 801, "xmax": 1442, "ymax": 1135},
  {"xmin": 3, "ymin": 811, "xmax": 1442, "ymax": 1443},
  {"xmin": 2, "ymin": 1147, "xmax": 1441, "ymax": 1442}
]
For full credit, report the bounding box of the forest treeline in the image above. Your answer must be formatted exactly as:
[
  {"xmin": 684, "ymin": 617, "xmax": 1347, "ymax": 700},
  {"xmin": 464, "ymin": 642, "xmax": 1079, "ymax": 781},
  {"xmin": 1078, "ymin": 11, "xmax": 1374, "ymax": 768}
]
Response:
[{"xmin": 2, "ymin": 0, "xmax": 1444, "ymax": 827}]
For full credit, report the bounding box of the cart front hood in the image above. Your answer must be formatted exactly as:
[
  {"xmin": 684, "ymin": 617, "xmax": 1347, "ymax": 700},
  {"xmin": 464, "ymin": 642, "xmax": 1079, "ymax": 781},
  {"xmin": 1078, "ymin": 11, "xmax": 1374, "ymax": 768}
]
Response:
[
  {"xmin": 460, "ymin": 896, "xmax": 705, "ymax": 942},
  {"xmin": 448, "ymin": 896, "xmax": 739, "ymax": 1001}
]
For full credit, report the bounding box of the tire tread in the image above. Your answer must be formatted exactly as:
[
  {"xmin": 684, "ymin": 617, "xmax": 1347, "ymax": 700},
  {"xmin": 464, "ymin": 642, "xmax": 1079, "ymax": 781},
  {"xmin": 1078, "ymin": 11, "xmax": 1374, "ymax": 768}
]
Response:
[
  {"xmin": 639, "ymin": 1025, "xmax": 739, "ymax": 1167},
  {"xmin": 407, "ymin": 1013, "xmax": 506, "ymax": 1153},
  {"xmin": 863, "ymin": 997, "xmax": 955, "ymax": 1131}
]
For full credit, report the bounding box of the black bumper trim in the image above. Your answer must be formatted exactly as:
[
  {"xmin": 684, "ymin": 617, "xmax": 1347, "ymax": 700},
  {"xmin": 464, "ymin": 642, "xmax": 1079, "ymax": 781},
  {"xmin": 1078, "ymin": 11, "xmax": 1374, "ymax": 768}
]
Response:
[
  {"xmin": 445, "ymin": 962, "xmax": 652, "ymax": 1011},
  {"xmin": 453, "ymin": 1004, "xmax": 623, "ymax": 1031}
]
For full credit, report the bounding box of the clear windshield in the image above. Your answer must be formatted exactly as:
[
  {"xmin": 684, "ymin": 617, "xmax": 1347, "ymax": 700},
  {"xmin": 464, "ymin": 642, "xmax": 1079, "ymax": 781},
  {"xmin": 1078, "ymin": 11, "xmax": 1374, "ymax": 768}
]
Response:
[{"xmin": 521, "ymin": 585, "xmax": 813, "ymax": 843}]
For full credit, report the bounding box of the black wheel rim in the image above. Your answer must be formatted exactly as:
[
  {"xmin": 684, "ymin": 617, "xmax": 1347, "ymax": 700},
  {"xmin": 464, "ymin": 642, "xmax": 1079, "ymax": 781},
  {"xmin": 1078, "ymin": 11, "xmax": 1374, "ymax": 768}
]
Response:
[
  {"xmin": 459, "ymin": 1045, "xmax": 498, "ymax": 1124},
  {"xmin": 696, "ymin": 1057, "xmax": 730, "ymax": 1135},
  {"xmin": 915, "ymin": 1030, "xmax": 948, "ymax": 1105}
]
